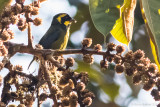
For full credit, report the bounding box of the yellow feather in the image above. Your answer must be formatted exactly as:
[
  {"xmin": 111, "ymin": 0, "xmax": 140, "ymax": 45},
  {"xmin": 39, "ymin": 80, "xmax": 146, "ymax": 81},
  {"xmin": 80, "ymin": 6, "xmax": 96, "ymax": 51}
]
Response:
[
  {"xmin": 59, "ymin": 27, "xmax": 70, "ymax": 50},
  {"xmin": 57, "ymin": 14, "xmax": 67, "ymax": 24},
  {"xmin": 64, "ymin": 21, "xmax": 71, "ymax": 26}
]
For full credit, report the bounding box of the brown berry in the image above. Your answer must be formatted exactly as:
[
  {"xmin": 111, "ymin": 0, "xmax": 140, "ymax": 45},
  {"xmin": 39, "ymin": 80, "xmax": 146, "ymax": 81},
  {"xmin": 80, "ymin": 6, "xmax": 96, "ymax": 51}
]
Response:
[
  {"xmin": 114, "ymin": 55, "xmax": 122, "ymax": 64},
  {"xmin": 82, "ymin": 97, "xmax": 92, "ymax": 106},
  {"xmin": 65, "ymin": 57, "xmax": 75, "ymax": 67},
  {"xmin": 115, "ymin": 64, "xmax": 124, "ymax": 74},
  {"xmin": 77, "ymin": 82, "xmax": 86, "ymax": 91},
  {"xmin": 133, "ymin": 49, "xmax": 145, "ymax": 59},
  {"xmin": 83, "ymin": 54, "xmax": 94, "ymax": 64},
  {"xmin": 107, "ymin": 43, "xmax": 116, "ymax": 51},
  {"xmin": 33, "ymin": 17, "xmax": 42, "ymax": 26},
  {"xmin": 82, "ymin": 38, "xmax": 92, "ymax": 48},
  {"xmin": 93, "ymin": 44, "xmax": 102, "ymax": 51},
  {"xmin": 116, "ymin": 45, "xmax": 125, "ymax": 53},
  {"xmin": 100, "ymin": 60, "xmax": 108, "ymax": 69},
  {"xmin": 133, "ymin": 74, "xmax": 142, "ymax": 85}
]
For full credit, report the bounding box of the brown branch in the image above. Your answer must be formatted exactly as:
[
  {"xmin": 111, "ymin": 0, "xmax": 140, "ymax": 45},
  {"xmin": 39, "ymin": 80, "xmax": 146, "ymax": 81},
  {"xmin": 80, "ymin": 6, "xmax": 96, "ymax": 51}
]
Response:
[
  {"xmin": 28, "ymin": 22, "xmax": 33, "ymax": 48},
  {"xmin": 5, "ymin": 41, "xmax": 105, "ymax": 57},
  {"xmin": 26, "ymin": 12, "xmax": 33, "ymax": 48},
  {"xmin": 42, "ymin": 61, "xmax": 58, "ymax": 107},
  {"xmin": 4, "ymin": 41, "xmax": 106, "ymax": 72}
]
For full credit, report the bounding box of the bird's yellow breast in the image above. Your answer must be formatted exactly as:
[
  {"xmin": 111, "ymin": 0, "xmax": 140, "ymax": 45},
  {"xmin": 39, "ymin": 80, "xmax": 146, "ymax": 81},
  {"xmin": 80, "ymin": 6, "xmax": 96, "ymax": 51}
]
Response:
[{"xmin": 59, "ymin": 27, "xmax": 70, "ymax": 50}]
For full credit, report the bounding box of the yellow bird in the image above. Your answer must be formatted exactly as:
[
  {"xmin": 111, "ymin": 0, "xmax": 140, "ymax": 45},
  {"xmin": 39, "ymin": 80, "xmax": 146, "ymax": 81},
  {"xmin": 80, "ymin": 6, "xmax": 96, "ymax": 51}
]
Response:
[{"xmin": 28, "ymin": 13, "xmax": 76, "ymax": 69}]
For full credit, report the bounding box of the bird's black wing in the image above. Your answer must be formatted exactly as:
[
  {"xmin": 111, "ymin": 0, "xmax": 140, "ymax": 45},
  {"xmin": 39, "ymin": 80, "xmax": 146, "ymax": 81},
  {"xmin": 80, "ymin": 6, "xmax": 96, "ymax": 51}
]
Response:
[{"xmin": 39, "ymin": 26, "xmax": 62, "ymax": 49}]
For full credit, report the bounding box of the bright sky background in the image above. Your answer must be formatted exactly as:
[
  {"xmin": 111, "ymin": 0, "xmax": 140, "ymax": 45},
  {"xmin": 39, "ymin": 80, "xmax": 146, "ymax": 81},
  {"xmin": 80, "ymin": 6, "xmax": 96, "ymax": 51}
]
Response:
[{"xmin": 0, "ymin": 0, "xmax": 158, "ymax": 107}]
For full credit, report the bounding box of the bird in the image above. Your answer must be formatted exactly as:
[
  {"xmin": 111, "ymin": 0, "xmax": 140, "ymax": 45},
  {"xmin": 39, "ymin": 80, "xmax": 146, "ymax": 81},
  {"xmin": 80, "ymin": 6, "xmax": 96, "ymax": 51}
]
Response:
[{"xmin": 28, "ymin": 13, "xmax": 76, "ymax": 69}]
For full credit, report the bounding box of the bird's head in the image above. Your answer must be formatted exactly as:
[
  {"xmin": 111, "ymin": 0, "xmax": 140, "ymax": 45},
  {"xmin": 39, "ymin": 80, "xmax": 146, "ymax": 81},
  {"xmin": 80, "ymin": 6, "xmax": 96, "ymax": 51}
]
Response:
[{"xmin": 52, "ymin": 13, "xmax": 76, "ymax": 27}]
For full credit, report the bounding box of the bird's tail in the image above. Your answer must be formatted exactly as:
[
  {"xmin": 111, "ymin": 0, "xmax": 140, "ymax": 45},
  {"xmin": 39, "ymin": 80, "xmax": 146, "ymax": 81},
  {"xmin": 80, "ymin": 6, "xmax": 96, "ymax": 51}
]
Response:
[{"xmin": 28, "ymin": 56, "xmax": 36, "ymax": 70}]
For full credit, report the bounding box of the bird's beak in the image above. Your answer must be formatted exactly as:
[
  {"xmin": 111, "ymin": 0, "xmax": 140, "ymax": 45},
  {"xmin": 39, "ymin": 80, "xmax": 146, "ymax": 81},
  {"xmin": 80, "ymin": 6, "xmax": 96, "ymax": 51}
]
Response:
[{"xmin": 70, "ymin": 19, "xmax": 77, "ymax": 23}]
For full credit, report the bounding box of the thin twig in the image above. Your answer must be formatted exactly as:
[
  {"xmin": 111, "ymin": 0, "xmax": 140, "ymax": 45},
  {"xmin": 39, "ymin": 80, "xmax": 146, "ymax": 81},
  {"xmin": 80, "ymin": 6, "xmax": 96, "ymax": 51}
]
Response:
[
  {"xmin": 27, "ymin": 13, "xmax": 33, "ymax": 48},
  {"xmin": 37, "ymin": 87, "xmax": 40, "ymax": 107}
]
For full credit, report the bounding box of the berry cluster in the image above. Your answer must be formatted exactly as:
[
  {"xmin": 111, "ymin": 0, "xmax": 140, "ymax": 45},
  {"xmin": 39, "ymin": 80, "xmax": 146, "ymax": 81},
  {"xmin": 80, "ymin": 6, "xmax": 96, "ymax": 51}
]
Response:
[
  {"xmin": 0, "ymin": 0, "xmax": 42, "ymax": 57},
  {"xmin": 81, "ymin": 38, "xmax": 160, "ymax": 107}
]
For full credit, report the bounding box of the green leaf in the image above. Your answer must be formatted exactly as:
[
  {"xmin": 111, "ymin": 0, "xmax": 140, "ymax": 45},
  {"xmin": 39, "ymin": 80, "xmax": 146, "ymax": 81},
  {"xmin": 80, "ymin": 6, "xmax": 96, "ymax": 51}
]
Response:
[
  {"xmin": 140, "ymin": 0, "xmax": 160, "ymax": 70},
  {"xmin": 75, "ymin": 61, "xmax": 120, "ymax": 101},
  {"xmin": 89, "ymin": 0, "xmax": 123, "ymax": 36}
]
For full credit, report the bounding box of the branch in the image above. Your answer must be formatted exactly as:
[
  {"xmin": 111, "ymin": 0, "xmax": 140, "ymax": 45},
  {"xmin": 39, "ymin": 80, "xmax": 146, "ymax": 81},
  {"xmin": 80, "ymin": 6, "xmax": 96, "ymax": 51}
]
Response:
[
  {"xmin": 26, "ymin": 13, "xmax": 33, "ymax": 48},
  {"xmin": 42, "ymin": 61, "xmax": 58, "ymax": 107},
  {"xmin": 27, "ymin": 22, "xmax": 33, "ymax": 48},
  {"xmin": 4, "ymin": 41, "xmax": 106, "ymax": 71}
]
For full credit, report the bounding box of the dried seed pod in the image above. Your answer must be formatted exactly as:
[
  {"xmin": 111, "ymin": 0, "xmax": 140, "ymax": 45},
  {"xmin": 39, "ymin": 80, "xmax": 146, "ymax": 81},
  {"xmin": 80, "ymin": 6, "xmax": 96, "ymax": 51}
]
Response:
[
  {"xmin": 148, "ymin": 63, "xmax": 158, "ymax": 75},
  {"xmin": 114, "ymin": 55, "xmax": 122, "ymax": 64},
  {"xmin": 143, "ymin": 79, "xmax": 155, "ymax": 91},
  {"xmin": 13, "ymin": 65, "xmax": 23, "ymax": 72},
  {"xmin": 80, "ymin": 72, "xmax": 89, "ymax": 85},
  {"xmin": 17, "ymin": 104, "xmax": 25, "ymax": 107},
  {"xmin": 39, "ymin": 93, "xmax": 48, "ymax": 101},
  {"xmin": 116, "ymin": 45, "xmax": 125, "ymax": 54},
  {"xmin": 115, "ymin": 64, "xmax": 124, "ymax": 74},
  {"xmin": 137, "ymin": 64, "xmax": 146, "ymax": 73},
  {"xmin": 151, "ymin": 89, "xmax": 159, "ymax": 97},
  {"xmin": 106, "ymin": 55, "xmax": 114, "ymax": 62},
  {"xmin": 0, "ymin": 101, "xmax": 6, "ymax": 107},
  {"xmin": 33, "ymin": 1, "xmax": 40, "ymax": 8},
  {"xmin": 132, "ymin": 74, "xmax": 142, "ymax": 85},
  {"xmin": 82, "ymin": 97, "xmax": 92, "ymax": 106},
  {"xmin": 7, "ymin": 30, "xmax": 14, "ymax": 39},
  {"xmin": 33, "ymin": 17, "xmax": 42, "ymax": 26},
  {"xmin": 82, "ymin": 38, "xmax": 92, "ymax": 48},
  {"xmin": 16, "ymin": 0, "xmax": 25, "ymax": 4},
  {"xmin": 107, "ymin": 43, "xmax": 116, "ymax": 51},
  {"xmin": 76, "ymin": 82, "xmax": 86, "ymax": 91},
  {"xmin": 84, "ymin": 92, "xmax": 95, "ymax": 99},
  {"xmin": 23, "ymin": 5, "xmax": 33, "ymax": 13},
  {"xmin": 125, "ymin": 68, "xmax": 136, "ymax": 76},
  {"xmin": 133, "ymin": 49, "xmax": 145, "ymax": 60},
  {"xmin": 1, "ymin": 30, "xmax": 10, "ymax": 41},
  {"xmin": 100, "ymin": 60, "xmax": 108, "ymax": 69},
  {"xmin": 69, "ymin": 92, "xmax": 78, "ymax": 100},
  {"xmin": 65, "ymin": 57, "xmax": 75, "ymax": 67},
  {"xmin": 17, "ymin": 18, "xmax": 25, "ymax": 27},
  {"xmin": 142, "ymin": 57, "xmax": 150, "ymax": 66},
  {"xmin": 83, "ymin": 54, "xmax": 94, "ymax": 64},
  {"xmin": 18, "ymin": 24, "xmax": 28, "ymax": 31},
  {"xmin": 10, "ymin": 15, "xmax": 18, "ymax": 25},
  {"xmin": 8, "ymin": 104, "xmax": 17, "ymax": 107},
  {"xmin": 51, "ymin": 85, "xmax": 58, "ymax": 95},
  {"xmin": 3, "ymin": 6, "xmax": 12, "ymax": 17},
  {"xmin": 124, "ymin": 50, "xmax": 133, "ymax": 60},
  {"xmin": 63, "ymin": 85, "xmax": 72, "ymax": 96},
  {"xmin": 69, "ymin": 92, "xmax": 78, "ymax": 107},
  {"xmin": 93, "ymin": 44, "xmax": 102, "ymax": 51},
  {"xmin": 62, "ymin": 97, "xmax": 69, "ymax": 106},
  {"xmin": 1, "ymin": 17, "xmax": 11, "ymax": 26},
  {"xmin": 12, "ymin": 3, "xmax": 22, "ymax": 14},
  {"xmin": 31, "ymin": 7, "xmax": 39, "ymax": 15}
]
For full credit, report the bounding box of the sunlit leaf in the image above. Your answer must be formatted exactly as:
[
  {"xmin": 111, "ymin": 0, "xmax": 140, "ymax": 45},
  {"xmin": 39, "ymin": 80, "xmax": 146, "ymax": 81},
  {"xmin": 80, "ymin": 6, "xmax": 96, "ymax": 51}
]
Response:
[
  {"xmin": 89, "ymin": 0, "xmax": 123, "ymax": 36},
  {"xmin": 110, "ymin": 0, "xmax": 137, "ymax": 45},
  {"xmin": 140, "ymin": 0, "xmax": 160, "ymax": 70}
]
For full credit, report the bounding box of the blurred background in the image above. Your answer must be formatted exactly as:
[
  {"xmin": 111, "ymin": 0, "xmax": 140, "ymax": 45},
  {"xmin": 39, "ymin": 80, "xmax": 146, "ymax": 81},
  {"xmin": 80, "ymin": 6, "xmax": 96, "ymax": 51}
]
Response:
[{"xmin": 0, "ymin": 0, "xmax": 159, "ymax": 107}]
